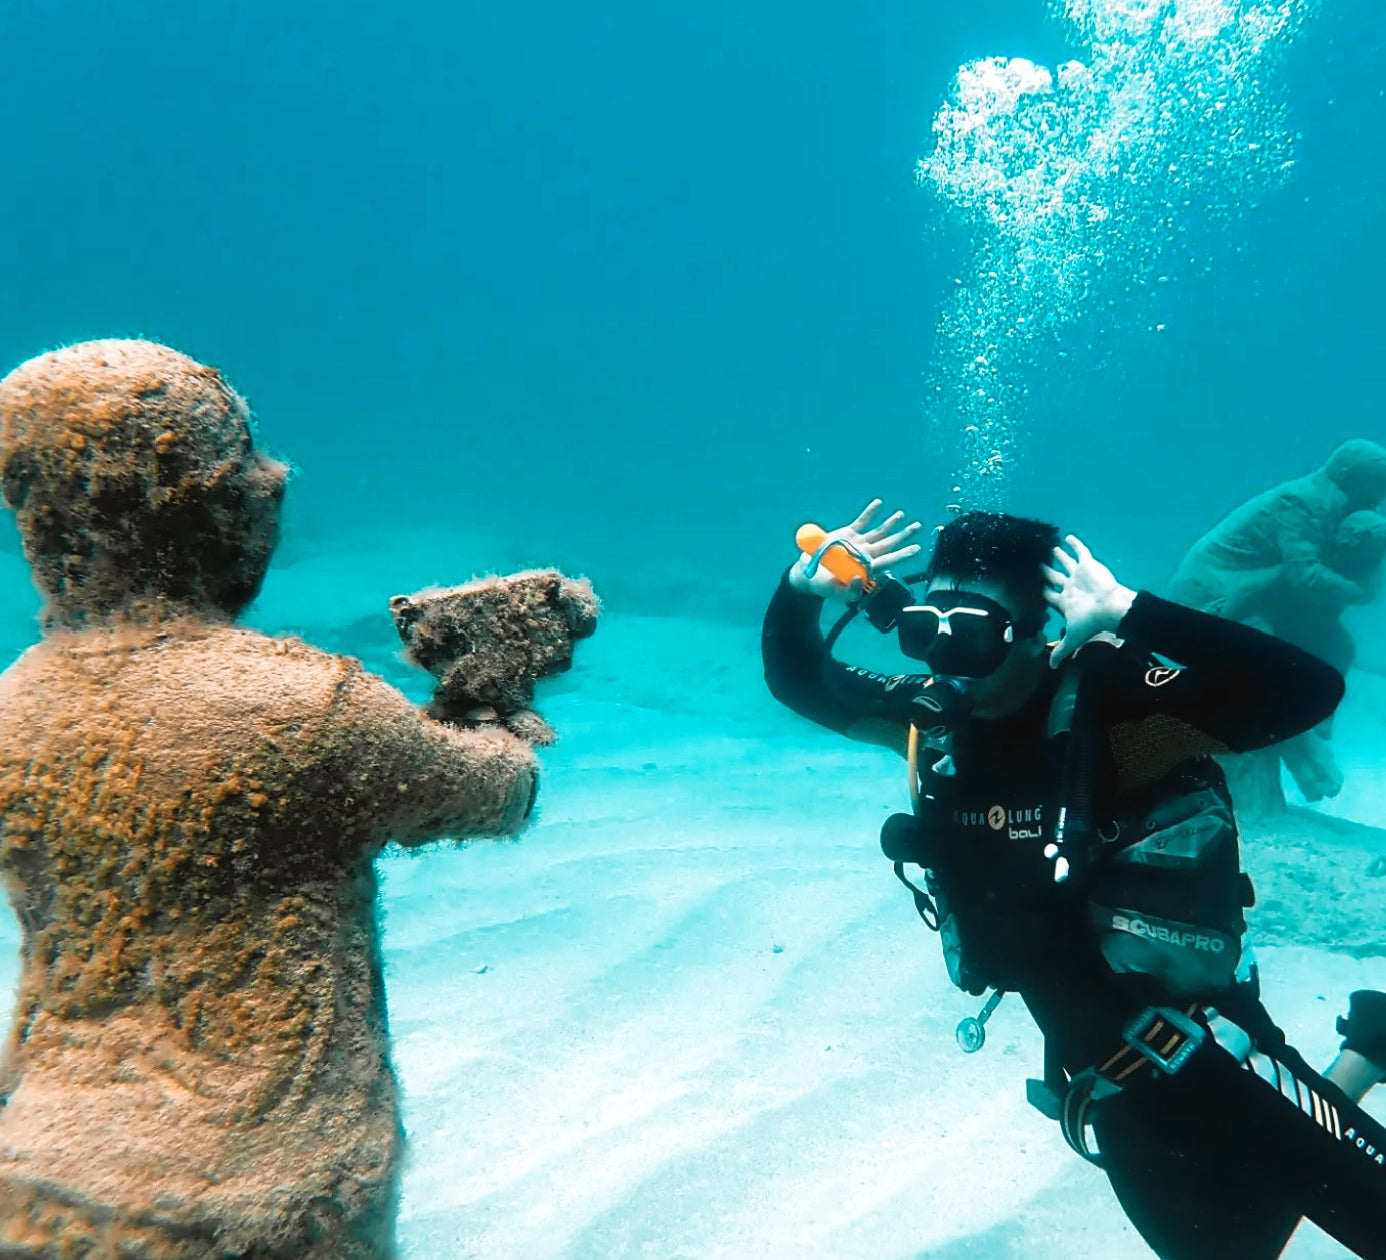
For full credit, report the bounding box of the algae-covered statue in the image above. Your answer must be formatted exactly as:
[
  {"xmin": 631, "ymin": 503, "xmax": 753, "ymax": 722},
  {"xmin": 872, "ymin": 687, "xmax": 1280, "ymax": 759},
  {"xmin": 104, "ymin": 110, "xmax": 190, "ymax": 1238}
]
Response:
[
  {"xmin": 0, "ymin": 340, "xmax": 596, "ymax": 1257},
  {"xmin": 1166, "ymin": 439, "xmax": 1386, "ymax": 816}
]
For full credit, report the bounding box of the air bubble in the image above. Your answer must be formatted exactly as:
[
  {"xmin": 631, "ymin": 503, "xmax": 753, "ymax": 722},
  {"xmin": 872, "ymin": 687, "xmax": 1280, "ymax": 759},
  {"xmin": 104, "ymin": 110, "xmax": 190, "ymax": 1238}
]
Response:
[{"xmin": 919, "ymin": 0, "xmax": 1313, "ymax": 508}]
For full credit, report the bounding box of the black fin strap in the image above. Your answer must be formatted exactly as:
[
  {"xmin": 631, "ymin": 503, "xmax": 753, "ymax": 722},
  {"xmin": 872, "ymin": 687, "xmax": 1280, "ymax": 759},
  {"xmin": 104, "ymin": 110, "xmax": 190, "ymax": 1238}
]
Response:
[{"xmin": 892, "ymin": 861, "xmax": 939, "ymax": 930}]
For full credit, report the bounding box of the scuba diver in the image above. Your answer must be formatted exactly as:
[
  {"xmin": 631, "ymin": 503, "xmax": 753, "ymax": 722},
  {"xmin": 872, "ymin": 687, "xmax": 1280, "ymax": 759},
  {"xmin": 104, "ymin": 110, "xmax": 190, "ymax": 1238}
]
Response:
[{"xmin": 762, "ymin": 501, "xmax": 1386, "ymax": 1259}]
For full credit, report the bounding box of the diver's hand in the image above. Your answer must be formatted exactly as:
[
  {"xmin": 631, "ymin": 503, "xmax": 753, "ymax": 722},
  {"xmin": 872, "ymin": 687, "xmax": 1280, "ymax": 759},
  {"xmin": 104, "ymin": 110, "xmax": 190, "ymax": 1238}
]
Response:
[
  {"xmin": 788, "ymin": 499, "xmax": 922, "ymax": 601},
  {"xmin": 1043, "ymin": 535, "xmax": 1136, "ymax": 667}
]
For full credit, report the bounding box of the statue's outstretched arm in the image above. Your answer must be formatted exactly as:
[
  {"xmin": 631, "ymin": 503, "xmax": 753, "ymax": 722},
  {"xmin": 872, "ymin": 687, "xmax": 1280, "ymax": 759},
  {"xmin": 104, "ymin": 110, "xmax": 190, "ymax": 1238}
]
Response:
[{"xmin": 327, "ymin": 665, "xmax": 539, "ymax": 847}]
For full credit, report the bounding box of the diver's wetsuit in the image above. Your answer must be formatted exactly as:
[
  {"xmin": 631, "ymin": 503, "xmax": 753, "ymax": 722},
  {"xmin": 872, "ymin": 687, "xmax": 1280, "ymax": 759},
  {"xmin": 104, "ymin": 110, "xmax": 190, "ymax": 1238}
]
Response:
[{"xmin": 762, "ymin": 573, "xmax": 1386, "ymax": 1260}]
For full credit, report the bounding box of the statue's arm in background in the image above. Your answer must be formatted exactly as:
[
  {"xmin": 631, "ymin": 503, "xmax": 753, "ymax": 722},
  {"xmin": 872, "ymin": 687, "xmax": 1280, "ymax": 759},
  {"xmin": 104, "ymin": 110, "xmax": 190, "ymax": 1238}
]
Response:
[{"xmin": 1273, "ymin": 499, "xmax": 1369, "ymax": 607}]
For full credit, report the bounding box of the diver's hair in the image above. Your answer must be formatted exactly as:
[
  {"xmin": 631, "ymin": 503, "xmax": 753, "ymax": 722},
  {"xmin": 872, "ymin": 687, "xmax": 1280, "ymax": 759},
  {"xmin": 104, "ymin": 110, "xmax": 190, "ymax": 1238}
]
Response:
[{"xmin": 925, "ymin": 511, "xmax": 1060, "ymax": 633}]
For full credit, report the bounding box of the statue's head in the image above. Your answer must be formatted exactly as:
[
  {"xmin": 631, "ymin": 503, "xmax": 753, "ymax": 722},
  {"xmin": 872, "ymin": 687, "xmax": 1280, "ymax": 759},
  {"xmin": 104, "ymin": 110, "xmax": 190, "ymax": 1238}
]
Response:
[{"xmin": 0, "ymin": 339, "xmax": 289, "ymax": 627}]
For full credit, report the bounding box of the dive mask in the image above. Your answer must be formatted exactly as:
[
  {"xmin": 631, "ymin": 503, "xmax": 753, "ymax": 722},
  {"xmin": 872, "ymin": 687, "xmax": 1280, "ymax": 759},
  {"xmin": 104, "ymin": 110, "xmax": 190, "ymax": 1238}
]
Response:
[{"xmin": 896, "ymin": 591, "xmax": 1023, "ymax": 679}]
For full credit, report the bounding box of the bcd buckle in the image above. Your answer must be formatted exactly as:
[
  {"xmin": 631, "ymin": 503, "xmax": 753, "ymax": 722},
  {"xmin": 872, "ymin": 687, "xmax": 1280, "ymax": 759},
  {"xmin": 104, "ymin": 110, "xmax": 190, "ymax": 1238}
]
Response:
[{"xmin": 1121, "ymin": 1005, "xmax": 1206, "ymax": 1076}]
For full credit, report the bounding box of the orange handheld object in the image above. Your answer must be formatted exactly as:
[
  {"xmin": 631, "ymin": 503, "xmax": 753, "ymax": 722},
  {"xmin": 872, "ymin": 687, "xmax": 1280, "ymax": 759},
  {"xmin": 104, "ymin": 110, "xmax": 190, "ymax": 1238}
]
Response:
[{"xmin": 796, "ymin": 523, "xmax": 876, "ymax": 590}]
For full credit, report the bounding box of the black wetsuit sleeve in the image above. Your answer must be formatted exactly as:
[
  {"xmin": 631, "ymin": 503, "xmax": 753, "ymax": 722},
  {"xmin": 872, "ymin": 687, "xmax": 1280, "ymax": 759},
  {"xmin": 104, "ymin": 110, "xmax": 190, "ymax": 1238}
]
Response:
[
  {"xmin": 761, "ymin": 570, "xmax": 924, "ymax": 751},
  {"xmin": 1107, "ymin": 590, "xmax": 1345, "ymax": 751}
]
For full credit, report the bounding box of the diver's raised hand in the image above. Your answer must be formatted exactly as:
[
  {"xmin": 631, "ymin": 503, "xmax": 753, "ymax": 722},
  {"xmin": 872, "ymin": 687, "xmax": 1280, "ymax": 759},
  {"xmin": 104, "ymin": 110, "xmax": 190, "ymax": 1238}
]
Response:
[
  {"xmin": 788, "ymin": 498, "xmax": 922, "ymax": 601},
  {"xmin": 1043, "ymin": 535, "xmax": 1137, "ymax": 666}
]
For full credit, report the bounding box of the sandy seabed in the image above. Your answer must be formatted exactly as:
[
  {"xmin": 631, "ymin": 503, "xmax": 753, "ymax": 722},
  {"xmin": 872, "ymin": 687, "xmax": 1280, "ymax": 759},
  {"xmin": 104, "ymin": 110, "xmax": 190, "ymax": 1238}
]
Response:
[{"xmin": 0, "ymin": 534, "xmax": 1382, "ymax": 1258}]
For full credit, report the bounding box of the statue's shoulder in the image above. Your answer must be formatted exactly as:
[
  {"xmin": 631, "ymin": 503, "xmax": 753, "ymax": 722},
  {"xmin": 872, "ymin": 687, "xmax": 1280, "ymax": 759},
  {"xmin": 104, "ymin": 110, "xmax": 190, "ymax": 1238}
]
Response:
[
  {"xmin": 0, "ymin": 625, "xmax": 371, "ymax": 735},
  {"xmin": 154, "ymin": 626, "xmax": 372, "ymax": 720}
]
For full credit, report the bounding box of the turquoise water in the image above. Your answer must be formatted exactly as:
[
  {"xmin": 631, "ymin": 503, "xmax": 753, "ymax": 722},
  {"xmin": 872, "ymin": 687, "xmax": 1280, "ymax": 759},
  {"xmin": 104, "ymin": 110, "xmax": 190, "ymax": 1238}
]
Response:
[{"xmin": 1, "ymin": 1, "xmax": 1384, "ymax": 1255}]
